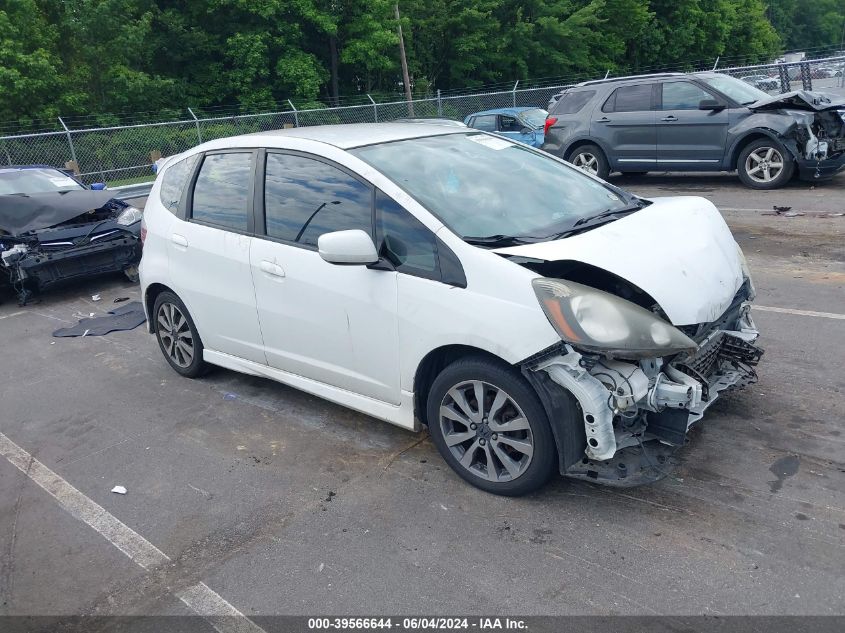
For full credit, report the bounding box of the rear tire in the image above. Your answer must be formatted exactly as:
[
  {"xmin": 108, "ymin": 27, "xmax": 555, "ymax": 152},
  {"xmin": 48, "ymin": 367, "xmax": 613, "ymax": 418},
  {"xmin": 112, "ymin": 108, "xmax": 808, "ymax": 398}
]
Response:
[
  {"xmin": 737, "ymin": 138, "xmax": 795, "ymax": 189},
  {"xmin": 566, "ymin": 144, "xmax": 610, "ymax": 179},
  {"xmin": 426, "ymin": 357, "xmax": 557, "ymax": 496},
  {"xmin": 152, "ymin": 291, "xmax": 208, "ymax": 378}
]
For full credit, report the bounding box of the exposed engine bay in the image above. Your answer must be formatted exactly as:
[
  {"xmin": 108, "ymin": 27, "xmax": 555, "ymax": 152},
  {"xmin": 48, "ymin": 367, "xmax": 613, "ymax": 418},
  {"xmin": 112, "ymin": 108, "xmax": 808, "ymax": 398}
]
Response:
[
  {"xmin": 524, "ymin": 281, "xmax": 762, "ymax": 486},
  {"xmin": 0, "ymin": 190, "xmax": 142, "ymax": 305},
  {"xmin": 743, "ymin": 90, "xmax": 845, "ymax": 179}
]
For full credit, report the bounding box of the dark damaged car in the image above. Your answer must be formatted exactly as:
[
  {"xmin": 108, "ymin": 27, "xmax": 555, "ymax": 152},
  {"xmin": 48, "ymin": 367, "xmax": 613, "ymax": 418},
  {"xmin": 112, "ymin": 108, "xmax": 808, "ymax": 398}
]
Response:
[
  {"xmin": 0, "ymin": 166, "xmax": 143, "ymax": 305},
  {"xmin": 542, "ymin": 72, "xmax": 845, "ymax": 189}
]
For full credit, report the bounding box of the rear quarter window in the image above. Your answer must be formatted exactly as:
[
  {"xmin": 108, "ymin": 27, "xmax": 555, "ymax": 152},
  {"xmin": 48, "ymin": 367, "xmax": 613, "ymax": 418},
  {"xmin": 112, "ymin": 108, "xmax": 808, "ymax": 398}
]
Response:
[
  {"xmin": 159, "ymin": 154, "xmax": 199, "ymax": 214},
  {"xmin": 551, "ymin": 90, "xmax": 596, "ymax": 114}
]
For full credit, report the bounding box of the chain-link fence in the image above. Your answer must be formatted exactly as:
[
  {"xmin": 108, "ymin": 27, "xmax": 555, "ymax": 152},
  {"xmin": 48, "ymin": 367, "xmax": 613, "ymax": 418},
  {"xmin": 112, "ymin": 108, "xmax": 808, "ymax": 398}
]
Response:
[{"xmin": 2, "ymin": 55, "xmax": 843, "ymax": 185}]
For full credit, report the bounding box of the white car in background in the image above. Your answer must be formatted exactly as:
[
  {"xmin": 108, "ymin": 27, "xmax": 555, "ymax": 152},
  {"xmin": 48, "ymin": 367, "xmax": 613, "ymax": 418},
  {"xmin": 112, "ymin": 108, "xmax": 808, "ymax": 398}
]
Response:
[{"xmin": 139, "ymin": 123, "xmax": 762, "ymax": 495}]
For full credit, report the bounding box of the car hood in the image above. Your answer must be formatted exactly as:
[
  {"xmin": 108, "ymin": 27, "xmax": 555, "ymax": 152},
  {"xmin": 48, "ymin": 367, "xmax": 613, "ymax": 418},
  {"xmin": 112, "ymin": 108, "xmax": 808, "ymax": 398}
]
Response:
[
  {"xmin": 494, "ymin": 196, "xmax": 744, "ymax": 326},
  {"xmin": 748, "ymin": 90, "xmax": 845, "ymax": 112},
  {"xmin": 0, "ymin": 190, "xmax": 115, "ymax": 236}
]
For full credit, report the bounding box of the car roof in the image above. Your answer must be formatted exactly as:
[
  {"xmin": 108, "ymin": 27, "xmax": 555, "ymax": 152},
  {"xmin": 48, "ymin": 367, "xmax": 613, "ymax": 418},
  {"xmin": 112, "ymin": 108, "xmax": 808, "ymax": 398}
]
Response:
[
  {"xmin": 234, "ymin": 122, "xmax": 470, "ymax": 150},
  {"xmin": 0, "ymin": 164, "xmax": 66, "ymax": 173},
  {"xmin": 469, "ymin": 107, "xmax": 543, "ymax": 117}
]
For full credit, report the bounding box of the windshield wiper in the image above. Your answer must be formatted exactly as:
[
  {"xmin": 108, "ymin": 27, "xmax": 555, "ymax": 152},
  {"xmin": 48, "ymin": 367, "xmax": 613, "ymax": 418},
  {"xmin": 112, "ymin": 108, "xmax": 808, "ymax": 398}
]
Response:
[
  {"xmin": 572, "ymin": 201, "xmax": 646, "ymax": 228},
  {"xmin": 462, "ymin": 234, "xmax": 531, "ymax": 247}
]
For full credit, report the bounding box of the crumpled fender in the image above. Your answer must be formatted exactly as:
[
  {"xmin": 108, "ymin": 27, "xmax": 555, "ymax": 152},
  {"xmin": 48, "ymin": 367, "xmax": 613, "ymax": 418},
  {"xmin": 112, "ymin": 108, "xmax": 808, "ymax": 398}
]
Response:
[{"xmin": 725, "ymin": 112, "xmax": 809, "ymax": 168}]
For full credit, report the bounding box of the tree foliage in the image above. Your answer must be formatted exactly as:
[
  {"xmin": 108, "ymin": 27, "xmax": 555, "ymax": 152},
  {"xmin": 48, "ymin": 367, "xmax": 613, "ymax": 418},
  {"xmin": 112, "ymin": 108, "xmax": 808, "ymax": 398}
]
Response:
[{"xmin": 0, "ymin": 0, "xmax": 841, "ymax": 124}]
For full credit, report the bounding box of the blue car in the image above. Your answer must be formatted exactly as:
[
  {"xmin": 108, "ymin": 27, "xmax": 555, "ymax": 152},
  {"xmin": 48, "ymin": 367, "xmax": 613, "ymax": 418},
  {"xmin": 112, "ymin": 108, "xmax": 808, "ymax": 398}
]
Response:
[{"xmin": 463, "ymin": 107, "xmax": 548, "ymax": 147}]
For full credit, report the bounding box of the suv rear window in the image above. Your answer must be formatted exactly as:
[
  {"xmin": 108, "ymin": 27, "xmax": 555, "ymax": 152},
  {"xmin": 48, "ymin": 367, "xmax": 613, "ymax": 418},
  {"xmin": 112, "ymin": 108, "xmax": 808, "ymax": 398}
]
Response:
[
  {"xmin": 602, "ymin": 84, "xmax": 653, "ymax": 113},
  {"xmin": 551, "ymin": 90, "xmax": 596, "ymax": 114}
]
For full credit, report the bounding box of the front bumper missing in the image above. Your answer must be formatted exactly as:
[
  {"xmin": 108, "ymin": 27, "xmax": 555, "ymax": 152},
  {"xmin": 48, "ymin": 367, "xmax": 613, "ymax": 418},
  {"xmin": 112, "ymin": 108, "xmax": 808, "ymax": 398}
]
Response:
[{"xmin": 531, "ymin": 305, "xmax": 763, "ymax": 487}]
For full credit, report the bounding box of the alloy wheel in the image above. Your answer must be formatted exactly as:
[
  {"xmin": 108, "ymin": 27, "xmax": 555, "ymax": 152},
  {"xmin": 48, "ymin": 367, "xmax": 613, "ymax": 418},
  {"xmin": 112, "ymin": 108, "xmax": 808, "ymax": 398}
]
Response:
[
  {"xmin": 157, "ymin": 302, "xmax": 194, "ymax": 368},
  {"xmin": 745, "ymin": 147, "xmax": 784, "ymax": 184},
  {"xmin": 571, "ymin": 152, "xmax": 599, "ymax": 175},
  {"xmin": 439, "ymin": 380, "xmax": 534, "ymax": 482}
]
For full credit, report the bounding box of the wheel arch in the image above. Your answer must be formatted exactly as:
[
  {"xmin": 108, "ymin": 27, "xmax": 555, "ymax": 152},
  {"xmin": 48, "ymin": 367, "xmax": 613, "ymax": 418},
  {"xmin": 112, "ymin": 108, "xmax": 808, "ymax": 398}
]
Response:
[
  {"xmin": 727, "ymin": 129, "xmax": 798, "ymax": 170},
  {"xmin": 144, "ymin": 282, "xmax": 175, "ymax": 333},
  {"xmin": 562, "ymin": 137, "xmax": 610, "ymax": 162},
  {"xmin": 413, "ymin": 345, "xmax": 514, "ymax": 428}
]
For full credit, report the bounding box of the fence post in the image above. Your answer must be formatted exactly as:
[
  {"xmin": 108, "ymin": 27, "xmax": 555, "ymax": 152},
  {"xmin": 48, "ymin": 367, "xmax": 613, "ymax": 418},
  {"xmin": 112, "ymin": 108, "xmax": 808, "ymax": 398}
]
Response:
[
  {"xmin": 187, "ymin": 107, "xmax": 203, "ymax": 143},
  {"xmin": 777, "ymin": 64, "xmax": 790, "ymax": 93},
  {"xmin": 512, "ymin": 80, "xmax": 519, "ymax": 107},
  {"xmin": 57, "ymin": 117, "xmax": 79, "ymax": 171},
  {"xmin": 367, "ymin": 94, "xmax": 378, "ymax": 122},
  {"xmin": 287, "ymin": 100, "xmax": 299, "ymax": 127},
  {"xmin": 712, "ymin": 56, "xmax": 720, "ymax": 71},
  {"xmin": 437, "ymin": 89, "xmax": 442, "ymax": 116},
  {"xmin": 799, "ymin": 62, "xmax": 812, "ymax": 91}
]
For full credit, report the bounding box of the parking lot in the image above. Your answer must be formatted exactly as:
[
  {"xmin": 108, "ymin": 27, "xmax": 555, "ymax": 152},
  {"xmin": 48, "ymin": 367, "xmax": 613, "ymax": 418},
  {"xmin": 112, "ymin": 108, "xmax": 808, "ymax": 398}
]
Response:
[{"xmin": 1, "ymin": 171, "xmax": 843, "ymax": 623}]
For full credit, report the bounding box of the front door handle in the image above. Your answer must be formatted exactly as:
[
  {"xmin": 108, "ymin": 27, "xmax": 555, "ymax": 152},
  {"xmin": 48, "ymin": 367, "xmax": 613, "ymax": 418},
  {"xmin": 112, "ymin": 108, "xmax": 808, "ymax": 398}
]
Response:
[
  {"xmin": 259, "ymin": 260, "xmax": 285, "ymax": 278},
  {"xmin": 171, "ymin": 234, "xmax": 188, "ymax": 248},
  {"xmin": 661, "ymin": 115, "xmax": 678, "ymax": 122}
]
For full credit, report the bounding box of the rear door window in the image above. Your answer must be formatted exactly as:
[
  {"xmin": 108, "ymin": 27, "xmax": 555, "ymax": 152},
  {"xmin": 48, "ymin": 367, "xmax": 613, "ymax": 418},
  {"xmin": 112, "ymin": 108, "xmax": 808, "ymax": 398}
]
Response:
[
  {"xmin": 602, "ymin": 84, "xmax": 654, "ymax": 113},
  {"xmin": 263, "ymin": 152, "xmax": 373, "ymax": 247},
  {"xmin": 191, "ymin": 152, "xmax": 253, "ymax": 231},
  {"xmin": 551, "ymin": 90, "xmax": 596, "ymax": 114},
  {"xmin": 499, "ymin": 115, "xmax": 521, "ymax": 132}
]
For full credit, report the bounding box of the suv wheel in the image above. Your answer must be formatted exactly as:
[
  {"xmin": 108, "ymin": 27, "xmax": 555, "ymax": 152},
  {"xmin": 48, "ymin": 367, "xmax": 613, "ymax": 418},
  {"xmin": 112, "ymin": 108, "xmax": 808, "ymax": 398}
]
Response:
[
  {"xmin": 566, "ymin": 144, "xmax": 610, "ymax": 179},
  {"xmin": 153, "ymin": 291, "xmax": 208, "ymax": 378},
  {"xmin": 737, "ymin": 138, "xmax": 795, "ymax": 189},
  {"xmin": 426, "ymin": 357, "xmax": 557, "ymax": 496}
]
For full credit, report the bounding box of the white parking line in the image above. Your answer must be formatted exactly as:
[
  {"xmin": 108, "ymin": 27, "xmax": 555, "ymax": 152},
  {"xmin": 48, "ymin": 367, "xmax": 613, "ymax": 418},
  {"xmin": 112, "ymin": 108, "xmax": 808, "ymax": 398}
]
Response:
[
  {"xmin": 0, "ymin": 432, "xmax": 266, "ymax": 633},
  {"xmin": 0, "ymin": 311, "xmax": 26, "ymax": 320},
  {"xmin": 753, "ymin": 305, "xmax": 845, "ymax": 320}
]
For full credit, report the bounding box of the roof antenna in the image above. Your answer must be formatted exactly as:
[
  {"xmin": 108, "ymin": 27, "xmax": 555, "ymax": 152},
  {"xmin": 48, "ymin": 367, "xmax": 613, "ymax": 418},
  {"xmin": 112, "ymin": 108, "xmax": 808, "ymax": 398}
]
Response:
[{"xmin": 604, "ymin": 69, "xmax": 610, "ymax": 79}]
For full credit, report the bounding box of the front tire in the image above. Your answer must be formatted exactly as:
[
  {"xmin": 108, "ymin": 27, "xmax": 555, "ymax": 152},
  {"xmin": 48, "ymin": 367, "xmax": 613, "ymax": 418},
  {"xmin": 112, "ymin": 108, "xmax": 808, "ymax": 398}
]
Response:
[
  {"xmin": 152, "ymin": 291, "xmax": 208, "ymax": 378},
  {"xmin": 426, "ymin": 357, "xmax": 557, "ymax": 496},
  {"xmin": 566, "ymin": 144, "xmax": 610, "ymax": 179},
  {"xmin": 737, "ymin": 138, "xmax": 795, "ymax": 189}
]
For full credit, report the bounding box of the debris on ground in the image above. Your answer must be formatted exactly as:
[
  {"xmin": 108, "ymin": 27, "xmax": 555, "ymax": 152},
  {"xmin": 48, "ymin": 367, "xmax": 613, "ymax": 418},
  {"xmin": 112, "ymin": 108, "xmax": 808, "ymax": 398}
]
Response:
[
  {"xmin": 113, "ymin": 297, "xmax": 130, "ymax": 303},
  {"xmin": 773, "ymin": 205, "xmax": 792, "ymax": 214},
  {"xmin": 111, "ymin": 485, "xmax": 127, "ymax": 495},
  {"xmin": 52, "ymin": 301, "xmax": 146, "ymax": 337},
  {"xmin": 91, "ymin": 294, "xmax": 101, "ymax": 301},
  {"xmin": 223, "ymin": 393, "xmax": 238, "ymax": 401}
]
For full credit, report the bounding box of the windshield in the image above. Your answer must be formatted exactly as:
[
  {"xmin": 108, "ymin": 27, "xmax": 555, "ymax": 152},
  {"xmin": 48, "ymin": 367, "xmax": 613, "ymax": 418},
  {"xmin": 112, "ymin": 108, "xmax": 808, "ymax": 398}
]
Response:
[
  {"xmin": 350, "ymin": 132, "xmax": 631, "ymax": 241},
  {"xmin": 698, "ymin": 74, "xmax": 769, "ymax": 105},
  {"xmin": 0, "ymin": 168, "xmax": 85, "ymax": 195},
  {"xmin": 519, "ymin": 108, "xmax": 548, "ymax": 129}
]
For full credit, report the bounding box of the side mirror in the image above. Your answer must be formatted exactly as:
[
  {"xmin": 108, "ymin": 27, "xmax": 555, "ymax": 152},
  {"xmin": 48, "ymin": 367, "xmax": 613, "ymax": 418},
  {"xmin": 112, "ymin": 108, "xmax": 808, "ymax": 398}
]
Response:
[
  {"xmin": 699, "ymin": 99, "xmax": 725, "ymax": 111},
  {"xmin": 318, "ymin": 229, "xmax": 379, "ymax": 265},
  {"xmin": 90, "ymin": 182, "xmax": 107, "ymax": 190}
]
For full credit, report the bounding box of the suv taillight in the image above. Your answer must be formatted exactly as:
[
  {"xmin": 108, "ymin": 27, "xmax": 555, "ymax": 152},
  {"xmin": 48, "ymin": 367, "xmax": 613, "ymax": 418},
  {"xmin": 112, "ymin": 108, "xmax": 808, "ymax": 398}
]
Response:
[{"xmin": 543, "ymin": 117, "xmax": 558, "ymax": 135}]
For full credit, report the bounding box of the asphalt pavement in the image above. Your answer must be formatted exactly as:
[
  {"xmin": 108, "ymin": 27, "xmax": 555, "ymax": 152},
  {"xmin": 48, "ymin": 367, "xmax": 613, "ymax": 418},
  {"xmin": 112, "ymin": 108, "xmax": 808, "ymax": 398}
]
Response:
[{"xmin": 0, "ymin": 172, "xmax": 843, "ymax": 623}]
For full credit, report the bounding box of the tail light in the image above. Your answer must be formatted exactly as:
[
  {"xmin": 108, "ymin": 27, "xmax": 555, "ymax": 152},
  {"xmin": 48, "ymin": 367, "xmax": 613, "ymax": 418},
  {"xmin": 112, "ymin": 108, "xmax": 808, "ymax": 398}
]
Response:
[{"xmin": 543, "ymin": 117, "xmax": 558, "ymax": 135}]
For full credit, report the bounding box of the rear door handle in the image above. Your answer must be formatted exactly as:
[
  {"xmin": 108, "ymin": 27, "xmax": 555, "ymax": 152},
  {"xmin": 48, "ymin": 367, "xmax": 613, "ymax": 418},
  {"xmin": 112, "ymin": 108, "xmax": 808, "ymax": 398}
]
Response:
[
  {"xmin": 597, "ymin": 116, "xmax": 611, "ymax": 123},
  {"xmin": 171, "ymin": 234, "xmax": 188, "ymax": 248},
  {"xmin": 661, "ymin": 115, "xmax": 678, "ymax": 122},
  {"xmin": 259, "ymin": 260, "xmax": 285, "ymax": 278}
]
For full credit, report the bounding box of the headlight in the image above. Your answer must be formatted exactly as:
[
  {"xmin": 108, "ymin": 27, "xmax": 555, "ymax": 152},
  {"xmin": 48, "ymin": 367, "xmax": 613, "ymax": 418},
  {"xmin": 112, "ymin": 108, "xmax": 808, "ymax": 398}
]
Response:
[
  {"xmin": 532, "ymin": 278, "xmax": 697, "ymax": 359},
  {"xmin": 116, "ymin": 206, "xmax": 143, "ymax": 226},
  {"xmin": 736, "ymin": 243, "xmax": 756, "ymax": 300}
]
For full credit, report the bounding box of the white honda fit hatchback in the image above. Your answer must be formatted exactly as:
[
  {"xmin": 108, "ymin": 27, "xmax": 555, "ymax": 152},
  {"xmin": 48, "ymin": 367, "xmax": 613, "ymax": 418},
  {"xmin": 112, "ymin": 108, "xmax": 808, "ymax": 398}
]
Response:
[{"xmin": 140, "ymin": 123, "xmax": 762, "ymax": 495}]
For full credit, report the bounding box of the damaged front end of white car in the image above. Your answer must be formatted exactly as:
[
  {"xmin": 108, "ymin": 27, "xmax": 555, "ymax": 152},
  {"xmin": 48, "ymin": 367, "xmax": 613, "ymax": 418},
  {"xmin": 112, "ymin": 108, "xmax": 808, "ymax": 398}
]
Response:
[{"xmin": 501, "ymin": 197, "xmax": 763, "ymax": 486}]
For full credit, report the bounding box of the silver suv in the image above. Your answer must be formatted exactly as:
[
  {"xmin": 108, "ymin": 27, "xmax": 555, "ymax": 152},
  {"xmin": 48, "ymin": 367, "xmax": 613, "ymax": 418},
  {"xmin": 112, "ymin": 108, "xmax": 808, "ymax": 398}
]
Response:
[{"xmin": 542, "ymin": 72, "xmax": 845, "ymax": 189}]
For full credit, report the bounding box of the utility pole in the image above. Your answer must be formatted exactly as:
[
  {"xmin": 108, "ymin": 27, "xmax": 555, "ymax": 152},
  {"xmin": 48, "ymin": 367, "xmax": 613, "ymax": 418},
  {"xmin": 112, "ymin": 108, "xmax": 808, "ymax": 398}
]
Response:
[{"xmin": 395, "ymin": 3, "xmax": 414, "ymax": 116}]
